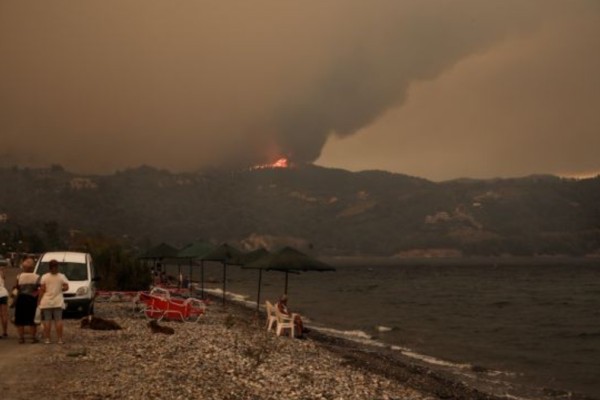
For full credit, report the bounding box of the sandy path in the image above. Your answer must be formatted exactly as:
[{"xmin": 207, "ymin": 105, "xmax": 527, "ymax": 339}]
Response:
[{"xmin": 0, "ymin": 267, "xmax": 49, "ymax": 400}]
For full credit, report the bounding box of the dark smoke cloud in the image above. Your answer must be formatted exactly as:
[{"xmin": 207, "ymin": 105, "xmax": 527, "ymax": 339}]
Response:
[
  {"xmin": 274, "ymin": 1, "xmax": 534, "ymax": 162},
  {"xmin": 0, "ymin": 0, "xmax": 591, "ymax": 176}
]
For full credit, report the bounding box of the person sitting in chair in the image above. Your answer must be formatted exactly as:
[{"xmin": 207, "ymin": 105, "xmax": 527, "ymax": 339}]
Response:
[{"xmin": 275, "ymin": 294, "xmax": 305, "ymax": 338}]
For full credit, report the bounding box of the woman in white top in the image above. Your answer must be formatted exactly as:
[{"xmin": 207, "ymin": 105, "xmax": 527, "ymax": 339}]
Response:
[
  {"xmin": 0, "ymin": 265, "xmax": 9, "ymax": 338},
  {"xmin": 14, "ymin": 257, "xmax": 40, "ymax": 343},
  {"xmin": 38, "ymin": 259, "xmax": 69, "ymax": 344}
]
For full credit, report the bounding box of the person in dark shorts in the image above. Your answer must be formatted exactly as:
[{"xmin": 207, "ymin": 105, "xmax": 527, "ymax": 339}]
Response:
[{"xmin": 14, "ymin": 257, "xmax": 40, "ymax": 343}]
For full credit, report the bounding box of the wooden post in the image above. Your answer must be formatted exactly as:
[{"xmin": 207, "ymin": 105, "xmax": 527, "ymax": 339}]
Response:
[
  {"xmin": 222, "ymin": 261, "xmax": 227, "ymax": 305},
  {"xmin": 256, "ymin": 269, "xmax": 262, "ymax": 311},
  {"xmin": 201, "ymin": 260, "xmax": 205, "ymax": 300}
]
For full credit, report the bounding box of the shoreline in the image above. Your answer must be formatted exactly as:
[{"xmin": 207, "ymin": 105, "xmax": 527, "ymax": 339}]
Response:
[
  {"xmin": 0, "ymin": 288, "xmax": 499, "ymax": 400},
  {"xmin": 285, "ymin": 320, "xmax": 504, "ymax": 400},
  {"xmin": 216, "ymin": 290, "xmax": 598, "ymax": 400},
  {"xmin": 2, "ymin": 276, "xmax": 595, "ymax": 399},
  {"xmin": 190, "ymin": 276, "xmax": 600, "ymax": 400},
  {"xmin": 213, "ymin": 292, "xmax": 507, "ymax": 400}
]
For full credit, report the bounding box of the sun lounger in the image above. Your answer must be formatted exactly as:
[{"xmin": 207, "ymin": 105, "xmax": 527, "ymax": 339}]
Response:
[{"xmin": 133, "ymin": 287, "xmax": 206, "ymax": 322}]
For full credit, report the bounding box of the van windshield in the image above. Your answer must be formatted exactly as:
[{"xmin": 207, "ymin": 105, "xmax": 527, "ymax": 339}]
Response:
[{"xmin": 37, "ymin": 262, "xmax": 88, "ymax": 281}]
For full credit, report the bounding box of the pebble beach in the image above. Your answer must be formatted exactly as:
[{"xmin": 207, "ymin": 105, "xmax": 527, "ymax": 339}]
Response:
[{"xmin": 1, "ymin": 295, "xmax": 461, "ymax": 400}]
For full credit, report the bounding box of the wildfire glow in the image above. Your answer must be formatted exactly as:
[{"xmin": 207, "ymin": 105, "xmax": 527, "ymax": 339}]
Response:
[
  {"xmin": 251, "ymin": 157, "xmax": 290, "ymax": 170},
  {"xmin": 271, "ymin": 158, "xmax": 289, "ymax": 168}
]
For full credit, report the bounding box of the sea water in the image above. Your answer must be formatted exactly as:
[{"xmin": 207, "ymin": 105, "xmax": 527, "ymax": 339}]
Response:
[{"xmin": 168, "ymin": 258, "xmax": 600, "ymax": 399}]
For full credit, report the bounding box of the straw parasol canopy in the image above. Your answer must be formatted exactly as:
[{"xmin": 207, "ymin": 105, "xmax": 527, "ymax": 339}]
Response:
[
  {"xmin": 242, "ymin": 246, "xmax": 335, "ymax": 309},
  {"xmin": 240, "ymin": 247, "xmax": 270, "ymax": 265},
  {"xmin": 138, "ymin": 243, "xmax": 180, "ymax": 275},
  {"xmin": 139, "ymin": 242, "xmax": 179, "ymax": 260},
  {"xmin": 176, "ymin": 241, "xmax": 214, "ymax": 259}
]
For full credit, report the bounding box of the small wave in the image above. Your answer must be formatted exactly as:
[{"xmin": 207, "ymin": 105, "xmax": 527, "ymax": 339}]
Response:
[
  {"xmin": 400, "ymin": 350, "xmax": 472, "ymax": 369},
  {"xmin": 312, "ymin": 326, "xmax": 374, "ymax": 341},
  {"xmin": 394, "ymin": 349, "xmax": 516, "ymax": 378},
  {"xmin": 375, "ymin": 325, "xmax": 393, "ymax": 332},
  {"xmin": 503, "ymin": 394, "xmax": 532, "ymax": 400},
  {"xmin": 204, "ymin": 288, "xmax": 248, "ymax": 300},
  {"xmin": 229, "ymin": 293, "xmax": 251, "ymax": 303},
  {"xmin": 203, "ymin": 288, "xmax": 257, "ymax": 308}
]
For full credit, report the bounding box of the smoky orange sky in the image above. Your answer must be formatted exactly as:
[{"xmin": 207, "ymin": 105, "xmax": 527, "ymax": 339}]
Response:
[{"xmin": 1, "ymin": 1, "xmax": 598, "ymax": 181}]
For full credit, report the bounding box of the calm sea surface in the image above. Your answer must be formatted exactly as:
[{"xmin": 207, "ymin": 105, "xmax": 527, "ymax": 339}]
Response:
[{"xmin": 169, "ymin": 258, "xmax": 600, "ymax": 399}]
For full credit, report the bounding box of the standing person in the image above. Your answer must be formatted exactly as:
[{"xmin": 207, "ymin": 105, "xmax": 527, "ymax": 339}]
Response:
[
  {"xmin": 0, "ymin": 265, "xmax": 9, "ymax": 338},
  {"xmin": 276, "ymin": 294, "xmax": 305, "ymax": 338},
  {"xmin": 14, "ymin": 257, "xmax": 40, "ymax": 343},
  {"xmin": 38, "ymin": 259, "xmax": 69, "ymax": 344}
]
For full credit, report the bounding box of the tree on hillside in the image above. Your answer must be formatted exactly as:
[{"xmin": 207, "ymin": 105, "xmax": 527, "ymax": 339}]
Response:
[{"xmin": 85, "ymin": 234, "xmax": 151, "ymax": 291}]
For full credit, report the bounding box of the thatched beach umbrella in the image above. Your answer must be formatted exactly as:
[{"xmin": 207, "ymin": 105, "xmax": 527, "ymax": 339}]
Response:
[
  {"xmin": 242, "ymin": 246, "xmax": 335, "ymax": 308},
  {"xmin": 139, "ymin": 242, "xmax": 180, "ymax": 276},
  {"xmin": 176, "ymin": 241, "xmax": 214, "ymax": 297},
  {"xmin": 140, "ymin": 243, "xmax": 179, "ymax": 260},
  {"xmin": 201, "ymin": 243, "xmax": 244, "ymax": 305}
]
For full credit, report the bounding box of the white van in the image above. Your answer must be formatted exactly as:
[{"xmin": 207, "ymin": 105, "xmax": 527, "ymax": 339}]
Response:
[{"xmin": 34, "ymin": 251, "xmax": 98, "ymax": 316}]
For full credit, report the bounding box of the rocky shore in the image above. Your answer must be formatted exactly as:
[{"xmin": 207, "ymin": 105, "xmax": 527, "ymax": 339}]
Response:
[{"xmin": 3, "ymin": 295, "xmax": 504, "ymax": 400}]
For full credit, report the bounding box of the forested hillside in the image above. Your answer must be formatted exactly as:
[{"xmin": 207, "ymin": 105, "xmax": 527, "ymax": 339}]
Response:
[{"xmin": 1, "ymin": 165, "xmax": 599, "ymax": 257}]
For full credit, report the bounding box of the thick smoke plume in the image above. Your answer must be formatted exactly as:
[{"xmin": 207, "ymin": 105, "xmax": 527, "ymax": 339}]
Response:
[{"xmin": 273, "ymin": 1, "xmax": 540, "ymax": 162}]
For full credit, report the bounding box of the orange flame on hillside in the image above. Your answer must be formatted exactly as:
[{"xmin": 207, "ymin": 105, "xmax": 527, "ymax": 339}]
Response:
[
  {"xmin": 250, "ymin": 157, "xmax": 290, "ymax": 170},
  {"xmin": 270, "ymin": 158, "xmax": 289, "ymax": 168}
]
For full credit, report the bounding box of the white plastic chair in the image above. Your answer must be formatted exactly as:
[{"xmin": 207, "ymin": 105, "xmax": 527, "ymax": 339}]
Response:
[
  {"xmin": 274, "ymin": 306, "xmax": 296, "ymax": 338},
  {"xmin": 265, "ymin": 301, "xmax": 277, "ymax": 332}
]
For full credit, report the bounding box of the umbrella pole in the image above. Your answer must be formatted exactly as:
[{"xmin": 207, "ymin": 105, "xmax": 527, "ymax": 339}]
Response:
[
  {"xmin": 178, "ymin": 263, "xmax": 181, "ymax": 288},
  {"xmin": 256, "ymin": 269, "xmax": 262, "ymax": 312},
  {"xmin": 188, "ymin": 259, "xmax": 192, "ymax": 291},
  {"xmin": 201, "ymin": 260, "xmax": 205, "ymax": 300},
  {"xmin": 153, "ymin": 259, "xmax": 158, "ymax": 286},
  {"xmin": 284, "ymin": 271, "xmax": 289, "ymax": 295},
  {"xmin": 222, "ymin": 261, "xmax": 227, "ymax": 306}
]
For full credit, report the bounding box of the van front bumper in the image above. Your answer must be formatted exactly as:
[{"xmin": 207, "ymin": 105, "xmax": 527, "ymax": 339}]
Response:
[{"xmin": 64, "ymin": 298, "xmax": 93, "ymax": 314}]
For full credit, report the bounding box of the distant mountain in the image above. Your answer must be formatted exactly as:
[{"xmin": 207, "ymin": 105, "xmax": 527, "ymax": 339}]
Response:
[{"xmin": 0, "ymin": 164, "xmax": 599, "ymax": 257}]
